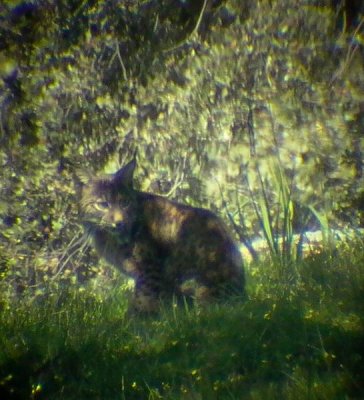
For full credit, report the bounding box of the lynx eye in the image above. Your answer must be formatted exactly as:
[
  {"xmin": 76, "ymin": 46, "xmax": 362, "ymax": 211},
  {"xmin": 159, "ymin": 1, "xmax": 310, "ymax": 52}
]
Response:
[
  {"xmin": 94, "ymin": 201, "xmax": 110, "ymax": 211},
  {"xmin": 119, "ymin": 201, "xmax": 130, "ymax": 209}
]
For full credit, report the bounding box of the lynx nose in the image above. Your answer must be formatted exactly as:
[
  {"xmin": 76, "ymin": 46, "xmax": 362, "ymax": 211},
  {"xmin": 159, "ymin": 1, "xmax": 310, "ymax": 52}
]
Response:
[{"xmin": 110, "ymin": 209, "xmax": 124, "ymax": 225}]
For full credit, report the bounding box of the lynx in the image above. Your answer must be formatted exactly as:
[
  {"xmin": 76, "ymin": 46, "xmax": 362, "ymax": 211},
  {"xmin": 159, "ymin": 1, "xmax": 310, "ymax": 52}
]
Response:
[{"xmin": 80, "ymin": 158, "xmax": 245, "ymax": 312}]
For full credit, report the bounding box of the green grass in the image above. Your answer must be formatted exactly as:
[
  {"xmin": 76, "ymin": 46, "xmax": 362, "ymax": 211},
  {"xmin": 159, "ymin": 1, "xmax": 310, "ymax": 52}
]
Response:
[{"xmin": 1, "ymin": 242, "xmax": 363, "ymax": 399}]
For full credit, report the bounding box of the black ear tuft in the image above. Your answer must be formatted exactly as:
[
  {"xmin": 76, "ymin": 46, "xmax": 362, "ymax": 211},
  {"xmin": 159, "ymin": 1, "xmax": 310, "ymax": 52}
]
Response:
[{"xmin": 113, "ymin": 158, "xmax": 136, "ymax": 190}]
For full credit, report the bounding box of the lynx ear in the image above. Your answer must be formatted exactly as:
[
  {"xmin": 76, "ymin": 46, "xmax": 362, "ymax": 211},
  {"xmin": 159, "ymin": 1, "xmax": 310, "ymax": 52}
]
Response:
[{"xmin": 113, "ymin": 158, "xmax": 136, "ymax": 190}]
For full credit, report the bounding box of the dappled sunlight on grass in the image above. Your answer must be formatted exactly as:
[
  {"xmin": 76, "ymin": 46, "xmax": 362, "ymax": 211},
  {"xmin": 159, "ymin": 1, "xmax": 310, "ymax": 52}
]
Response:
[{"xmin": 1, "ymin": 241, "xmax": 363, "ymax": 399}]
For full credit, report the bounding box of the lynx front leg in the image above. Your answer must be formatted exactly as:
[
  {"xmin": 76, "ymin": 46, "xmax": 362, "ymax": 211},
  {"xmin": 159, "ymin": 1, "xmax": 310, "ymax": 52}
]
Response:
[
  {"xmin": 89, "ymin": 226, "xmax": 135, "ymax": 272},
  {"xmin": 132, "ymin": 275, "xmax": 161, "ymax": 313}
]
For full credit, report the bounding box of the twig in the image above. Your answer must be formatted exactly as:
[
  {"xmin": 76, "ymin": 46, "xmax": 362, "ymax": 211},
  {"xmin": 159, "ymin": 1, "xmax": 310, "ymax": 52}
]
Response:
[
  {"xmin": 190, "ymin": 0, "xmax": 208, "ymax": 38},
  {"xmin": 216, "ymin": 178, "xmax": 259, "ymax": 261},
  {"xmin": 52, "ymin": 231, "xmax": 90, "ymax": 280},
  {"xmin": 163, "ymin": 0, "xmax": 208, "ymax": 53},
  {"xmin": 115, "ymin": 40, "xmax": 128, "ymax": 81},
  {"xmin": 108, "ymin": 40, "xmax": 128, "ymax": 81},
  {"xmin": 161, "ymin": 153, "xmax": 188, "ymax": 198},
  {"xmin": 330, "ymin": 16, "xmax": 364, "ymax": 85}
]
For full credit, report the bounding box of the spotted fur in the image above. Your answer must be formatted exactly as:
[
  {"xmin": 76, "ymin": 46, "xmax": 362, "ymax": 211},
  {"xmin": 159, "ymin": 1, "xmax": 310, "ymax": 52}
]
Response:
[{"xmin": 80, "ymin": 158, "xmax": 245, "ymax": 312}]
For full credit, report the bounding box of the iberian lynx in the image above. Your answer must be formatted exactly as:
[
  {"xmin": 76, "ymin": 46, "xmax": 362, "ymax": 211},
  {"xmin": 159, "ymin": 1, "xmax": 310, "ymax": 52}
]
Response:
[{"xmin": 80, "ymin": 158, "xmax": 245, "ymax": 312}]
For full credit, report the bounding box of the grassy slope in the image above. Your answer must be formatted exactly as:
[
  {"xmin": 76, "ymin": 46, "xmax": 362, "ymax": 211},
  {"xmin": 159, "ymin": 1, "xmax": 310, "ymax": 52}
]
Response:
[{"xmin": 0, "ymin": 241, "xmax": 363, "ymax": 400}]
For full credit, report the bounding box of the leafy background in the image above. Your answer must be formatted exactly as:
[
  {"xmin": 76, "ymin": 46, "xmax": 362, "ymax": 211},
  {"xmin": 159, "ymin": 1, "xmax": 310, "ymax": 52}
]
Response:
[
  {"xmin": 0, "ymin": 0, "xmax": 363, "ymax": 292},
  {"xmin": 1, "ymin": 2, "xmax": 364, "ymax": 399}
]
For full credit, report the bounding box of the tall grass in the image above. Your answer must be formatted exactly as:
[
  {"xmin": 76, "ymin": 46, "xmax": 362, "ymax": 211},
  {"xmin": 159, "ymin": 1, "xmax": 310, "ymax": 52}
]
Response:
[
  {"xmin": 246, "ymin": 158, "xmax": 339, "ymax": 271},
  {"xmin": 255, "ymin": 160, "xmax": 297, "ymax": 265},
  {"xmin": 1, "ymin": 239, "xmax": 363, "ymax": 399}
]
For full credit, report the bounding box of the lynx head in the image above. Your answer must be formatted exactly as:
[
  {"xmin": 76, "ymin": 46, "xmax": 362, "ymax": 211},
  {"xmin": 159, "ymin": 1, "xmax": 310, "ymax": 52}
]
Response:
[{"xmin": 79, "ymin": 159, "xmax": 137, "ymax": 232}]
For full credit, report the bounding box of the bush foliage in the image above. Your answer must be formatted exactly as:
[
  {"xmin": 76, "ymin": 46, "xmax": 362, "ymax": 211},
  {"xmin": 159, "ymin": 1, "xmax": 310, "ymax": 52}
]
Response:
[{"xmin": 1, "ymin": 0, "xmax": 363, "ymax": 289}]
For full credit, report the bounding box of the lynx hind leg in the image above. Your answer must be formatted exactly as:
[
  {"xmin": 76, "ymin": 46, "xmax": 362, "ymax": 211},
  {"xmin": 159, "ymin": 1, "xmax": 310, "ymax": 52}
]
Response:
[
  {"xmin": 193, "ymin": 275, "xmax": 244, "ymax": 306},
  {"xmin": 219, "ymin": 241, "xmax": 245, "ymax": 297},
  {"xmin": 196, "ymin": 247, "xmax": 245, "ymax": 303}
]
